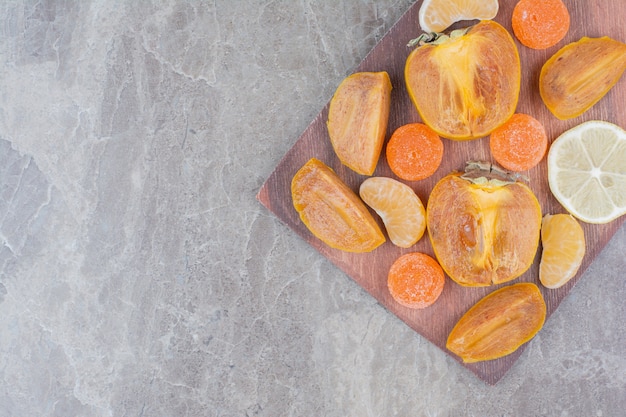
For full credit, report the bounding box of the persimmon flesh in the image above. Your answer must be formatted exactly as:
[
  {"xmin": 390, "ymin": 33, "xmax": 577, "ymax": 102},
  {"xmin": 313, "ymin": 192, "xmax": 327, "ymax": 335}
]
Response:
[
  {"xmin": 426, "ymin": 166, "xmax": 542, "ymax": 286},
  {"xmin": 405, "ymin": 20, "xmax": 521, "ymax": 140},
  {"xmin": 447, "ymin": 282, "xmax": 546, "ymax": 363},
  {"xmin": 291, "ymin": 158, "xmax": 385, "ymax": 253}
]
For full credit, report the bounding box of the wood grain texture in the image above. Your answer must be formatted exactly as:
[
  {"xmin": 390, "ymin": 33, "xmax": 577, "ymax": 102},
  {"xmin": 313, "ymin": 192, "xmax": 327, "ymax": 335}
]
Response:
[{"xmin": 257, "ymin": 1, "xmax": 626, "ymax": 385}]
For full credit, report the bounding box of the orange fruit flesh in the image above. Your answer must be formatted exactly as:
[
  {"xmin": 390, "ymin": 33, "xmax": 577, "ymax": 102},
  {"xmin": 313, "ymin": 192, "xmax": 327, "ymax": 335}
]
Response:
[
  {"xmin": 291, "ymin": 158, "xmax": 385, "ymax": 252},
  {"xmin": 359, "ymin": 177, "xmax": 426, "ymax": 248},
  {"xmin": 427, "ymin": 173, "xmax": 542, "ymax": 286},
  {"xmin": 447, "ymin": 282, "xmax": 546, "ymax": 363},
  {"xmin": 540, "ymin": 214, "xmax": 586, "ymax": 289},
  {"xmin": 540, "ymin": 37, "xmax": 626, "ymax": 120},
  {"xmin": 405, "ymin": 20, "xmax": 520, "ymax": 140},
  {"xmin": 327, "ymin": 72, "xmax": 392, "ymax": 175},
  {"xmin": 419, "ymin": 0, "xmax": 499, "ymax": 33}
]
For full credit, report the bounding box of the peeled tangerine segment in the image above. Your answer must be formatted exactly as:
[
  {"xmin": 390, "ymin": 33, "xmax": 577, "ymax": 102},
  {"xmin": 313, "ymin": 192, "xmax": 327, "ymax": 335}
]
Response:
[
  {"xmin": 427, "ymin": 170, "xmax": 542, "ymax": 286},
  {"xmin": 540, "ymin": 36, "xmax": 626, "ymax": 120},
  {"xmin": 327, "ymin": 71, "xmax": 392, "ymax": 175},
  {"xmin": 359, "ymin": 177, "xmax": 426, "ymax": 248},
  {"xmin": 419, "ymin": 0, "xmax": 499, "ymax": 33},
  {"xmin": 405, "ymin": 20, "xmax": 520, "ymax": 140},
  {"xmin": 447, "ymin": 282, "xmax": 546, "ymax": 363},
  {"xmin": 540, "ymin": 214, "xmax": 586, "ymax": 289},
  {"xmin": 291, "ymin": 158, "xmax": 385, "ymax": 253}
]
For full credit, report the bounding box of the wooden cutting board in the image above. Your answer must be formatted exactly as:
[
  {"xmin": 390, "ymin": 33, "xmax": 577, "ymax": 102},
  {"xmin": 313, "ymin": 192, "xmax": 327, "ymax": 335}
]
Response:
[{"xmin": 257, "ymin": 1, "xmax": 626, "ymax": 384}]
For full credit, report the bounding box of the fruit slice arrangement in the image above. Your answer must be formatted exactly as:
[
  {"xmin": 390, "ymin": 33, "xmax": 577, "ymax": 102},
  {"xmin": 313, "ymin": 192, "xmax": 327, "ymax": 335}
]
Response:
[{"xmin": 281, "ymin": 1, "xmax": 626, "ymax": 368}]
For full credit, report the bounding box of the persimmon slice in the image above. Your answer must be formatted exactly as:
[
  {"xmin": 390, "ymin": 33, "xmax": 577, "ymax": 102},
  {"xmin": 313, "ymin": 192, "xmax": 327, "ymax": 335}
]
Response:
[
  {"xmin": 540, "ymin": 37, "xmax": 626, "ymax": 120},
  {"xmin": 291, "ymin": 158, "xmax": 385, "ymax": 252},
  {"xmin": 447, "ymin": 282, "xmax": 546, "ymax": 363},
  {"xmin": 327, "ymin": 72, "xmax": 392, "ymax": 175}
]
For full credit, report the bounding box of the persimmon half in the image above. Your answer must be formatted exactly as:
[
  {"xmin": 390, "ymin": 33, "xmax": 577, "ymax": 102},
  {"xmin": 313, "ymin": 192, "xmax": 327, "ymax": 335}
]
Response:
[
  {"xmin": 405, "ymin": 20, "xmax": 521, "ymax": 140},
  {"xmin": 426, "ymin": 164, "xmax": 542, "ymax": 286}
]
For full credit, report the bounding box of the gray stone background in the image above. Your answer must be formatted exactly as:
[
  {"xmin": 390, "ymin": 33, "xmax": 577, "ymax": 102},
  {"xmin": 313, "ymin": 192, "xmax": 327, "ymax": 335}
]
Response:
[{"xmin": 0, "ymin": 1, "xmax": 624, "ymax": 416}]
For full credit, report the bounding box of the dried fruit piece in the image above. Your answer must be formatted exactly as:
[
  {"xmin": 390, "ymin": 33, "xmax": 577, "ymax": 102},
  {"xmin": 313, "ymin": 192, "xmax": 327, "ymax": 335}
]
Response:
[
  {"xmin": 427, "ymin": 163, "xmax": 542, "ymax": 286},
  {"xmin": 489, "ymin": 113, "xmax": 548, "ymax": 172},
  {"xmin": 447, "ymin": 282, "xmax": 546, "ymax": 363},
  {"xmin": 540, "ymin": 214, "xmax": 586, "ymax": 289},
  {"xmin": 327, "ymin": 71, "xmax": 392, "ymax": 175},
  {"xmin": 547, "ymin": 121, "xmax": 626, "ymax": 224},
  {"xmin": 405, "ymin": 21, "xmax": 520, "ymax": 140},
  {"xmin": 540, "ymin": 36, "xmax": 626, "ymax": 120},
  {"xmin": 387, "ymin": 252, "xmax": 445, "ymax": 309},
  {"xmin": 512, "ymin": 0, "xmax": 570, "ymax": 50},
  {"xmin": 386, "ymin": 123, "xmax": 444, "ymax": 181},
  {"xmin": 419, "ymin": 0, "xmax": 499, "ymax": 33},
  {"xmin": 359, "ymin": 177, "xmax": 426, "ymax": 248},
  {"xmin": 291, "ymin": 158, "xmax": 385, "ymax": 252}
]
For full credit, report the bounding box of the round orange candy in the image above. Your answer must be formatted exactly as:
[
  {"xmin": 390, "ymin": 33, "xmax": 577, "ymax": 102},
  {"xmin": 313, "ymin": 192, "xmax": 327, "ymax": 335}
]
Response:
[
  {"xmin": 512, "ymin": 0, "xmax": 570, "ymax": 50},
  {"xmin": 387, "ymin": 252, "xmax": 445, "ymax": 309},
  {"xmin": 489, "ymin": 113, "xmax": 547, "ymax": 172},
  {"xmin": 386, "ymin": 123, "xmax": 443, "ymax": 181}
]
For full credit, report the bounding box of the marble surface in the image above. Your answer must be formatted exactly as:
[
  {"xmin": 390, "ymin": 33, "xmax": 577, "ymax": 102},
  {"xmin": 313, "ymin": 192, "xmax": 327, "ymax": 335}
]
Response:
[{"xmin": 0, "ymin": 1, "xmax": 624, "ymax": 415}]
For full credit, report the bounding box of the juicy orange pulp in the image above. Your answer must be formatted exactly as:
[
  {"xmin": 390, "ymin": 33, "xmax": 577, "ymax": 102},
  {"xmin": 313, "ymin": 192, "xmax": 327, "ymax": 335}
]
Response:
[
  {"xmin": 359, "ymin": 177, "xmax": 426, "ymax": 248},
  {"xmin": 540, "ymin": 214, "xmax": 586, "ymax": 289}
]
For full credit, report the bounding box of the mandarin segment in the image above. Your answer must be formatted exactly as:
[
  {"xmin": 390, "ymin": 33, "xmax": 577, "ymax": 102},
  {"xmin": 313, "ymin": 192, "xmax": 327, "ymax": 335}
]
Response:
[
  {"xmin": 291, "ymin": 158, "xmax": 385, "ymax": 252},
  {"xmin": 359, "ymin": 177, "xmax": 426, "ymax": 248},
  {"xmin": 540, "ymin": 214, "xmax": 586, "ymax": 289},
  {"xmin": 419, "ymin": 0, "xmax": 499, "ymax": 33}
]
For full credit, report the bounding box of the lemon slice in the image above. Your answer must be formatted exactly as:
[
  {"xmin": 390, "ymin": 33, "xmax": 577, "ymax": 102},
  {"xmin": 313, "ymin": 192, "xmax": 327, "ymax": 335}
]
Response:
[
  {"xmin": 359, "ymin": 177, "xmax": 426, "ymax": 248},
  {"xmin": 547, "ymin": 120, "xmax": 626, "ymax": 224},
  {"xmin": 418, "ymin": 0, "xmax": 499, "ymax": 33}
]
